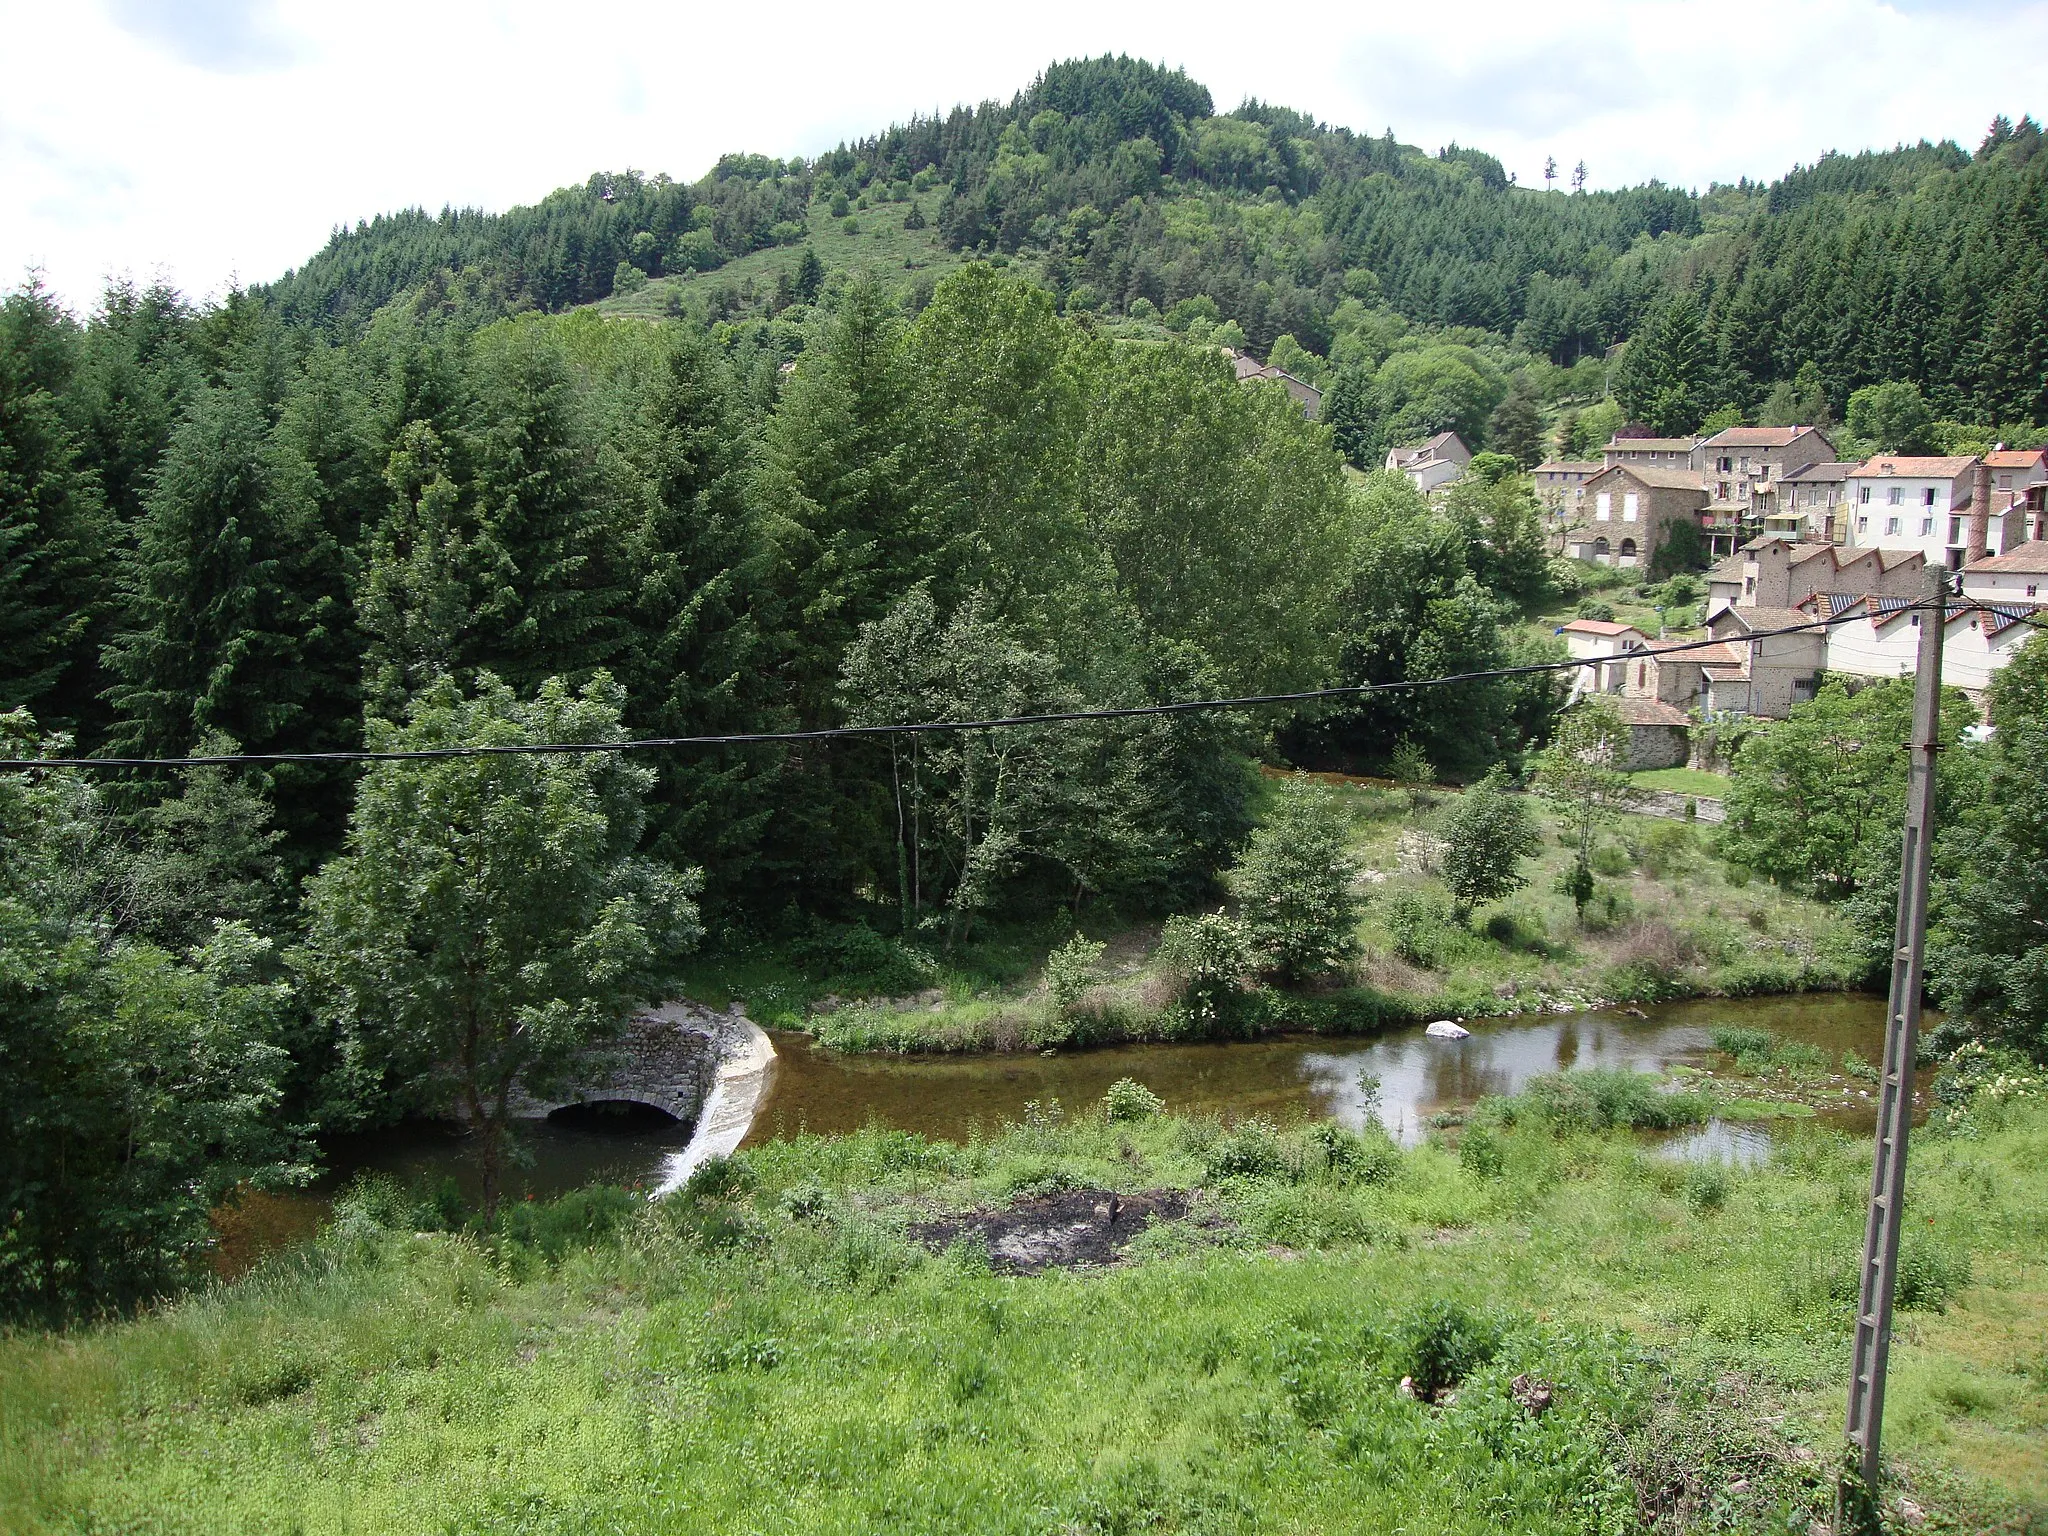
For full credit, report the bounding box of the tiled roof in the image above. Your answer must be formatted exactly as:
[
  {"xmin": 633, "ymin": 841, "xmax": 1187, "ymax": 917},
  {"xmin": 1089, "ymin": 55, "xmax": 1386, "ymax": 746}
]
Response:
[
  {"xmin": 1714, "ymin": 606, "xmax": 1813, "ymax": 634},
  {"xmin": 1986, "ymin": 449, "xmax": 2047, "ymax": 469},
  {"xmin": 1607, "ymin": 696, "xmax": 1691, "ymax": 727},
  {"xmin": 1605, "ymin": 437, "xmax": 1695, "ymax": 453},
  {"xmin": 1590, "ymin": 464, "xmax": 1707, "ymax": 492},
  {"xmin": 1964, "ymin": 543, "xmax": 2048, "ymax": 574},
  {"xmin": 1560, "ymin": 619, "xmax": 1646, "ymax": 637},
  {"xmin": 1973, "ymin": 604, "xmax": 2042, "ymax": 638},
  {"xmin": 1878, "ymin": 550, "xmax": 1926, "ymax": 570},
  {"xmin": 1850, "ymin": 456, "xmax": 1979, "ymax": 478},
  {"xmin": 1534, "ymin": 460, "xmax": 1601, "ymax": 474},
  {"xmin": 1779, "ymin": 461, "xmax": 1857, "ymax": 482},
  {"xmin": 1697, "ymin": 426, "xmax": 1825, "ymax": 449},
  {"xmin": 1707, "ymin": 556, "xmax": 1746, "ymax": 583}
]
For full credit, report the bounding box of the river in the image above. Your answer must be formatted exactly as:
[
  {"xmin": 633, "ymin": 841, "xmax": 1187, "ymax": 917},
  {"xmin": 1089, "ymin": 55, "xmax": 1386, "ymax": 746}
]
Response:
[{"xmin": 213, "ymin": 992, "xmax": 1891, "ymax": 1275}]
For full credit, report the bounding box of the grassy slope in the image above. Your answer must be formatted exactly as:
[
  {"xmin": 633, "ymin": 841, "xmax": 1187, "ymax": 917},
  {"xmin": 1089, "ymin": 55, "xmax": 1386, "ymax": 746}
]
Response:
[
  {"xmin": 695, "ymin": 778, "xmax": 1863, "ymax": 1055},
  {"xmin": 594, "ymin": 196, "xmax": 970, "ymax": 320},
  {"xmin": 3, "ymin": 1096, "xmax": 2042, "ymax": 1533}
]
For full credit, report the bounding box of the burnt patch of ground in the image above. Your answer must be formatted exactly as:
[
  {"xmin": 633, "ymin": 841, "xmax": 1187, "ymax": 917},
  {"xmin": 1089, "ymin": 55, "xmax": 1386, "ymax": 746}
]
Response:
[{"xmin": 911, "ymin": 1188, "xmax": 1220, "ymax": 1273}]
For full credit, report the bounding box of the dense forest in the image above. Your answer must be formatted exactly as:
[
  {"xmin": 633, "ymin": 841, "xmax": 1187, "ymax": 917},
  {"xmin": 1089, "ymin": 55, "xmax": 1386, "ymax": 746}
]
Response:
[
  {"xmin": 4, "ymin": 56, "xmax": 2047, "ymax": 1323},
  {"xmin": 263, "ymin": 58, "xmax": 2047, "ymax": 434}
]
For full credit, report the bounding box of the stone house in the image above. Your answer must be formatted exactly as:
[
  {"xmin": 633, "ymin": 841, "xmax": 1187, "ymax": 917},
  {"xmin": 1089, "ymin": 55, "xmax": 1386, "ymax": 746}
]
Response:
[
  {"xmin": 1702, "ymin": 606, "xmax": 1827, "ymax": 716},
  {"xmin": 1385, "ymin": 431, "xmax": 1470, "ymax": 493},
  {"xmin": 1533, "ymin": 460, "xmax": 1600, "ymax": 549},
  {"xmin": 1602, "ymin": 436, "xmax": 1696, "ymax": 472},
  {"xmin": 1705, "ymin": 537, "xmax": 1926, "ymax": 618},
  {"xmin": 1565, "ymin": 463, "xmax": 1708, "ymax": 569},
  {"xmin": 1691, "ymin": 425, "xmax": 1836, "ymax": 518},
  {"xmin": 1230, "ymin": 352, "xmax": 1322, "ymax": 419},
  {"xmin": 1769, "ymin": 461, "xmax": 1857, "ymax": 543}
]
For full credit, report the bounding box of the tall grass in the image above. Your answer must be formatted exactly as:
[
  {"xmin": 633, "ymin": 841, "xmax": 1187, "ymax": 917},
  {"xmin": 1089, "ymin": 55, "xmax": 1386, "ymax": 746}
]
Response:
[{"xmin": 3, "ymin": 1094, "xmax": 2040, "ymax": 1533}]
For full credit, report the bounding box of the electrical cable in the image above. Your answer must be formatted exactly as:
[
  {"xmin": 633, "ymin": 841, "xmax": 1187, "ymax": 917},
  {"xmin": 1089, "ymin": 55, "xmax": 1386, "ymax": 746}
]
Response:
[{"xmin": 0, "ymin": 598, "xmax": 1964, "ymax": 772}]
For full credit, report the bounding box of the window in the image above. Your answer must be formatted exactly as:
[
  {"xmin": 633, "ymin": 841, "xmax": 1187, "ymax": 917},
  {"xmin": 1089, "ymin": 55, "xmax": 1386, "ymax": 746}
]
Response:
[
  {"xmin": 1593, "ymin": 536, "xmax": 1610, "ymax": 560},
  {"xmin": 1885, "ymin": 517, "xmax": 1900, "ymax": 535},
  {"xmin": 1888, "ymin": 486, "xmax": 1904, "ymax": 506},
  {"xmin": 1949, "ymin": 517, "xmax": 1962, "ymax": 544},
  {"xmin": 1595, "ymin": 493, "xmax": 1611, "ymax": 521},
  {"xmin": 1999, "ymin": 473, "xmax": 2014, "ymax": 489},
  {"xmin": 1921, "ymin": 517, "xmax": 1933, "ymax": 536},
  {"xmin": 1858, "ymin": 516, "xmax": 1869, "ymax": 535},
  {"xmin": 1619, "ymin": 538, "xmax": 1637, "ymax": 563},
  {"xmin": 2029, "ymin": 584, "xmax": 2039, "ymax": 597},
  {"xmin": 1622, "ymin": 493, "xmax": 1639, "ymax": 522},
  {"xmin": 1859, "ymin": 485, "xmax": 1871, "ymax": 504},
  {"xmin": 1744, "ymin": 576, "xmax": 1756, "ymax": 595},
  {"xmin": 1637, "ymin": 663, "xmax": 1646, "ymax": 687},
  {"xmin": 1923, "ymin": 488, "xmax": 1936, "ymax": 506},
  {"xmin": 1718, "ymin": 456, "xmax": 1732, "ymax": 472}
]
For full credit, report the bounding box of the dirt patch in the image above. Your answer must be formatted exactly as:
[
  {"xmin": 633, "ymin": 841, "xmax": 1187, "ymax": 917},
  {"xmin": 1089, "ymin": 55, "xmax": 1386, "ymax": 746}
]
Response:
[{"xmin": 910, "ymin": 1188, "xmax": 1218, "ymax": 1273}]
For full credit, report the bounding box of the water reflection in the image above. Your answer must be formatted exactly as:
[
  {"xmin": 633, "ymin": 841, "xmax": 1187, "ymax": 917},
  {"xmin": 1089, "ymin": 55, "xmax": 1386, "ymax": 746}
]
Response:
[{"xmin": 751, "ymin": 992, "xmax": 1892, "ymax": 1150}]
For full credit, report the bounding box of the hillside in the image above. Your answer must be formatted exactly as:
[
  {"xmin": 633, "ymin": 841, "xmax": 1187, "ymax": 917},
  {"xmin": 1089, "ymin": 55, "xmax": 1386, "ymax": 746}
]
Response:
[{"xmin": 259, "ymin": 59, "xmax": 2047, "ymax": 434}]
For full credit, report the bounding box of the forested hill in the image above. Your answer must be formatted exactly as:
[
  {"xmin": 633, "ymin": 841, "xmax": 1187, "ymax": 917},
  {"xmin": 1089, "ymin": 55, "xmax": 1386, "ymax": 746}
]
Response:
[{"xmin": 260, "ymin": 56, "xmax": 2040, "ymax": 426}]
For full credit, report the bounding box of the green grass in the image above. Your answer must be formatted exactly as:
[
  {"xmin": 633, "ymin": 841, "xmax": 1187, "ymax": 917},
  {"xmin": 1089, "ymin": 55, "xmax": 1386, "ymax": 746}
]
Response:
[
  {"xmin": 750, "ymin": 780, "xmax": 1868, "ymax": 1056},
  {"xmin": 590, "ymin": 197, "xmax": 970, "ymax": 322},
  {"xmin": 5, "ymin": 1091, "xmax": 2043, "ymax": 1532},
  {"xmin": 1628, "ymin": 767, "xmax": 1732, "ymax": 799}
]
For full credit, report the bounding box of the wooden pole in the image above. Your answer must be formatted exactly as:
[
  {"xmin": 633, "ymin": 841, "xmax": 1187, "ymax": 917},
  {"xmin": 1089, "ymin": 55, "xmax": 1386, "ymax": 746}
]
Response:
[{"xmin": 1839, "ymin": 561, "xmax": 1947, "ymax": 1527}]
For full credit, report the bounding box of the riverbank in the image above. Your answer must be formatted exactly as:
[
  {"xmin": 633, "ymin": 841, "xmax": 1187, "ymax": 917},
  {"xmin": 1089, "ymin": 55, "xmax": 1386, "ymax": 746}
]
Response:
[
  {"xmin": 5, "ymin": 1076, "xmax": 2041, "ymax": 1532},
  {"xmin": 687, "ymin": 783, "xmax": 1868, "ymax": 1060}
]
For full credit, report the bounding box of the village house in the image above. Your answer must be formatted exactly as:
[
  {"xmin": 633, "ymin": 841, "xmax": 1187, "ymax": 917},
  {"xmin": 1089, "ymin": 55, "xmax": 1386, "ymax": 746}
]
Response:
[
  {"xmin": 1230, "ymin": 351, "xmax": 1322, "ymax": 419},
  {"xmin": 1564, "ymin": 463, "xmax": 1708, "ymax": 569},
  {"xmin": 1769, "ymin": 461, "xmax": 1857, "ymax": 542},
  {"xmin": 1986, "ymin": 446, "xmax": 2048, "ymax": 501},
  {"xmin": 1559, "ymin": 618, "xmax": 1649, "ymax": 698},
  {"xmin": 1602, "ymin": 436, "xmax": 1695, "ymax": 471},
  {"xmin": 1704, "ymin": 537, "xmax": 1924, "ymax": 618},
  {"xmin": 1691, "ymin": 425, "xmax": 1836, "ymax": 518},
  {"xmin": 1533, "ymin": 460, "xmax": 1600, "ymax": 550},
  {"xmin": 1385, "ymin": 431, "xmax": 1470, "ymax": 493},
  {"xmin": 1843, "ymin": 455, "xmax": 2027, "ymax": 570}
]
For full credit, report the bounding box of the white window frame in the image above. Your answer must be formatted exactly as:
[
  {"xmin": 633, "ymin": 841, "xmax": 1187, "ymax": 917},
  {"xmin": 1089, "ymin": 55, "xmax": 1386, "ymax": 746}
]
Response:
[
  {"xmin": 1595, "ymin": 492, "xmax": 1611, "ymax": 521},
  {"xmin": 1622, "ymin": 493, "xmax": 1639, "ymax": 522}
]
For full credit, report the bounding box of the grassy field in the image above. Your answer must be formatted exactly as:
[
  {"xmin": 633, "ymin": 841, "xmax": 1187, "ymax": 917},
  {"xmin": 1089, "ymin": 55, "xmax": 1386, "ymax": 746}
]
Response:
[
  {"xmin": 1627, "ymin": 768, "xmax": 1732, "ymax": 799},
  {"xmin": 4, "ymin": 1071, "xmax": 2041, "ymax": 1533},
  {"xmin": 592, "ymin": 195, "xmax": 972, "ymax": 322},
  {"xmin": 689, "ymin": 776, "xmax": 1864, "ymax": 1056}
]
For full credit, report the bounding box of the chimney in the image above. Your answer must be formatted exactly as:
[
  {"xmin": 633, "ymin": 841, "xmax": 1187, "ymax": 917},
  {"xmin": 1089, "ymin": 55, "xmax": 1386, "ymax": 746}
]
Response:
[{"xmin": 1966, "ymin": 458, "xmax": 1992, "ymax": 565}]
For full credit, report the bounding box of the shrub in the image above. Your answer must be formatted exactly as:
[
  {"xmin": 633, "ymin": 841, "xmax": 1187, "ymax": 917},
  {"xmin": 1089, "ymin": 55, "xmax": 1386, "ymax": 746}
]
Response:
[
  {"xmin": 1395, "ymin": 1299, "xmax": 1504, "ymax": 1399},
  {"xmin": 1156, "ymin": 910, "xmax": 1258, "ymax": 1022},
  {"xmin": 1515, "ymin": 1069, "xmax": 1712, "ymax": 1132},
  {"xmin": 1306, "ymin": 1121, "xmax": 1401, "ymax": 1185},
  {"xmin": 1388, "ymin": 738, "xmax": 1433, "ymax": 788},
  {"xmin": 1204, "ymin": 1118, "xmax": 1289, "ymax": 1181},
  {"xmin": 1230, "ymin": 778, "xmax": 1361, "ymax": 983},
  {"xmin": 1381, "ymin": 887, "xmax": 1456, "ymax": 969},
  {"xmin": 1437, "ymin": 768, "xmax": 1540, "ymax": 923},
  {"xmin": 1589, "ymin": 839, "xmax": 1633, "ymax": 877},
  {"xmin": 1459, "ymin": 1124, "xmax": 1505, "ymax": 1179},
  {"xmin": 1638, "ymin": 822, "xmax": 1697, "ymax": 880},
  {"xmin": 1103, "ymin": 1077, "xmax": 1164, "ymax": 1122},
  {"xmin": 1574, "ymin": 599, "xmax": 1616, "ymax": 622},
  {"xmin": 612, "ymin": 260, "xmax": 647, "ymax": 296},
  {"xmin": 496, "ymin": 1185, "xmax": 638, "ymax": 1259},
  {"xmin": 1045, "ymin": 934, "xmax": 1107, "ymax": 1017},
  {"xmin": 1682, "ymin": 1162, "xmax": 1729, "ymax": 1212}
]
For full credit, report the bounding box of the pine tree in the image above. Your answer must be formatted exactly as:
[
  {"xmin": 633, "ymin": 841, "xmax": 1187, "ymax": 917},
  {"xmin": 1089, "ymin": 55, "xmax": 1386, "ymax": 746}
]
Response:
[
  {"xmin": 1612, "ymin": 294, "xmax": 1713, "ymax": 436},
  {"xmin": 467, "ymin": 328, "xmax": 630, "ymax": 690},
  {"xmin": 759, "ymin": 274, "xmax": 919, "ymax": 725},
  {"xmin": 617, "ymin": 327, "xmax": 784, "ymax": 905},
  {"xmin": 103, "ymin": 383, "xmax": 355, "ymax": 853},
  {"xmin": 0, "ymin": 279, "xmax": 114, "ymax": 733},
  {"xmin": 793, "ymin": 247, "xmax": 825, "ymax": 304}
]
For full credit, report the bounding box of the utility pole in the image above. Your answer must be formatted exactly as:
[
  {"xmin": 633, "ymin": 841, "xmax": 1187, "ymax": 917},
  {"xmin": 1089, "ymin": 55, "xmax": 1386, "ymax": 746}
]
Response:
[{"xmin": 1839, "ymin": 562, "xmax": 1948, "ymax": 1530}]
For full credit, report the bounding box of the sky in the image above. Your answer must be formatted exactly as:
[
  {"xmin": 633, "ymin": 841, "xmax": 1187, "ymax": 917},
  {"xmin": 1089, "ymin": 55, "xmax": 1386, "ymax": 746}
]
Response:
[{"xmin": 4, "ymin": 0, "xmax": 2044, "ymax": 313}]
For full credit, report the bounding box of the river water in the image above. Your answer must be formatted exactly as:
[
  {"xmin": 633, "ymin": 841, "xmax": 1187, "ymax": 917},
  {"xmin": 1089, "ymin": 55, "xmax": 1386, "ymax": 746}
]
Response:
[{"xmin": 214, "ymin": 992, "xmax": 1891, "ymax": 1274}]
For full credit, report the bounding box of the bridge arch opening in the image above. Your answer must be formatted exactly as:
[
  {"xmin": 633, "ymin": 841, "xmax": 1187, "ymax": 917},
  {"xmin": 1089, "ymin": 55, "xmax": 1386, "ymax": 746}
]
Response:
[{"xmin": 545, "ymin": 1099, "xmax": 684, "ymax": 1134}]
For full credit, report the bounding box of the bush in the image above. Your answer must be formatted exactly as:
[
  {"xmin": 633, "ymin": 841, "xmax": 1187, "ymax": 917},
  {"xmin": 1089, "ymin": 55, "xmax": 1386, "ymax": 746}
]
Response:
[
  {"xmin": 1637, "ymin": 822, "xmax": 1697, "ymax": 880},
  {"xmin": 1156, "ymin": 910, "xmax": 1258, "ymax": 1023},
  {"xmin": 1682, "ymin": 1162, "xmax": 1729, "ymax": 1212},
  {"xmin": 1381, "ymin": 887, "xmax": 1456, "ymax": 969},
  {"xmin": 791, "ymin": 921, "xmax": 936, "ymax": 993},
  {"xmin": 1513, "ymin": 1069, "xmax": 1712, "ymax": 1132},
  {"xmin": 1045, "ymin": 934, "xmax": 1107, "ymax": 1017},
  {"xmin": 1230, "ymin": 778, "xmax": 1361, "ymax": 983},
  {"xmin": 1574, "ymin": 598, "xmax": 1616, "ymax": 622},
  {"xmin": 1388, "ymin": 739, "xmax": 1433, "ymax": 788},
  {"xmin": 1394, "ymin": 1299, "xmax": 1504, "ymax": 1399},
  {"xmin": 1204, "ymin": 1118, "xmax": 1289, "ymax": 1181},
  {"xmin": 496, "ymin": 1185, "xmax": 638, "ymax": 1259},
  {"xmin": 1589, "ymin": 839, "xmax": 1633, "ymax": 877},
  {"xmin": 612, "ymin": 260, "xmax": 647, "ymax": 296},
  {"xmin": 1306, "ymin": 1121, "xmax": 1401, "ymax": 1185},
  {"xmin": 1103, "ymin": 1077, "xmax": 1164, "ymax": 1122},
  {"xmin": 1459, "ymin": 1125, "xmax": 1505, "ymax": 1179}
]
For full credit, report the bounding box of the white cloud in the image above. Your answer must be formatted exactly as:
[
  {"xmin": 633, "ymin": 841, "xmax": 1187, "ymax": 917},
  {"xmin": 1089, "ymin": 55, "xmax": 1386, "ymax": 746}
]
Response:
[{"xmin": 2, "ymin": 0, "xmax": 2043, "ymax": 312}]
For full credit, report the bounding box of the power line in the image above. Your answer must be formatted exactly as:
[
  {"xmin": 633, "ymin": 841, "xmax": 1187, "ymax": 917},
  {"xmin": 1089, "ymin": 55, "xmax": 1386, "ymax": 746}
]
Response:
[{"xmin": 0, "ymin": 601, "xmax": 1955, "ymax": 772}]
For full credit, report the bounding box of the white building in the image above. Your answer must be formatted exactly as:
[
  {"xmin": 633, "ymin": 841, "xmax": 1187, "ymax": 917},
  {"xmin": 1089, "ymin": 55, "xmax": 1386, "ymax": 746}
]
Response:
[
  {"xmin": 1559, "ymin": 618, "xmax": 1649, "ymax": 697},
  {"xmin": 1842, "ymin": 456, "xmax": 2018, "ymax": 570},
  {"xmin": 1386, "ymin": 432, "xmax": 1471, "ymax": 494}
]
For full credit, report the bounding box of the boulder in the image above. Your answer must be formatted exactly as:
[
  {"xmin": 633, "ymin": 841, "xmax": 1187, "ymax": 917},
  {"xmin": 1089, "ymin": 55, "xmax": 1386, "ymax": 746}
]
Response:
[{"xmin": 1425, "ymin": 1020, "xmax": 1471, "ymax": 1040}]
